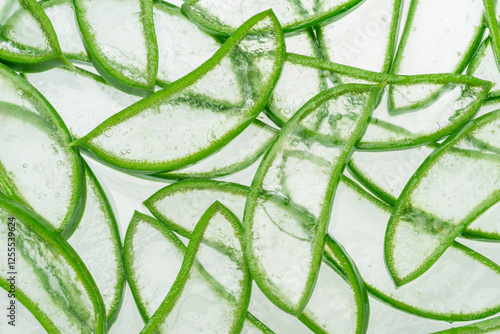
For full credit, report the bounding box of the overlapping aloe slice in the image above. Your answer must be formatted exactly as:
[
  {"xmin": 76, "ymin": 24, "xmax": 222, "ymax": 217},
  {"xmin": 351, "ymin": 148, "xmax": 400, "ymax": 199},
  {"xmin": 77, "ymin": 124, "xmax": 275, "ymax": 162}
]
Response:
[
  {"xmin": 385, "ymin": 110, "xmax": 500, "ymax": 285},
  {"xmin": 268, "ymin": 54, "xmax": 490, "ymax": 149},
  {"xmin": 74, "ymin": 11, "xmax": 285, "ymax": 174},
  {"xmin": 68, "ymin": 163, "xmax": 125, "ymax": 326},
  {"xmin": 468, "ymin": 37, "xmax": 500, "ymax": 100},
  {"xmin": 24, "ymin": 66, "xmax": 140, "ymax": 139},
  {"xmin": 329, "ymin": 176, "xmax": 500, "ymax": 321},
  {"xmin": 0, "ymin": 0, "xmax": 72, "ymax": 71},
  {"xmin": 0, "ymin": 63, "xmax": 84, "ymax": 236},
  {"xmin": 144, "ymin": 180, "xmax": 369, "ymax": 333},
  {"xmin": 0, "ymin": 195, "xmax": 106, "ymax": 333},
  {"xmin": 140, "ymin": 203, "xmax": 251, "ymax": 333},
  {"xmin": 182, "ymin": 0, "xmax": 364, "ymax": 35},
  {"xmin": 124, "ymin": 211, "xmax": 273, "ymax": 333},
  {"xmin": 73, "ymin": 0, "xmax": 158, "ymax": 95},
  {"xmin": 316, "ymin": 0, "xmax": 401, "ymax": 72},
  {"xmin": 432, "ymin": 316, "xmax": 500, "ymax": 333}
]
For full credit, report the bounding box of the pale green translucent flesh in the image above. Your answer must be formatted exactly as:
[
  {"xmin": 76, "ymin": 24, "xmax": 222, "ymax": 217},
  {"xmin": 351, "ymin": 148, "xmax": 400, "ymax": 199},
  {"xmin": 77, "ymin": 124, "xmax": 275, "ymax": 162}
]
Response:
[
  {"xmin": 0, "ymin": 207, "xmax": 97, "ymax": 333},
  {"xmin": 329, "ymin": 180, "xmax": 500, "ymax": 316},
  {"xmin": 86, "ymin": 16, "xmax": 280, "ymax": 168},
  {"xmin": 0, "ymin": 107, "xmax": 76, "ymax": 230},
  {"xmin": 76, "ymin": 0, "xmax": 151, "ymax": 84},
  {"xmin": 284, "ymin": 30, "xmax": 316, "ymax": 57},
  {"xmin": 318, "ymin": 0, "xmax": 397, "ymax": 72},
  {"xmin": 25, "ymin": 67, "xmax": 140, "ymax": 139},
  {"xmin": 68, "ymin": 170, "xmax": 123, "ymax": 321}
]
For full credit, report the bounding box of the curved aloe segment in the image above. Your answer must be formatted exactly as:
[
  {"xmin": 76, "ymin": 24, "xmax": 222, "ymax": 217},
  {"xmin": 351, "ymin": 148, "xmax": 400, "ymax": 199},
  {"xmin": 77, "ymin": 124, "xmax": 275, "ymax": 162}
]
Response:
[
  {"xmin": 315, "ymin": 0, "xmax": 401, "ymax": 72},
  {"xmin": 0, "ymin": 194, "xmax": 106, "ymax": 333},
  {"xmin": 74, "ymin": 11, "xmax": 285, "ymax": 174},
  {"xmin": 153, "ymin": 119, "xmax": 278, "ymax": 180},
  {"xmin": 432, "ymin": 316, "xmax": 500, "ymax": 333},
  {"xmin": 141, "ymin": 203, "xmax": 251, "ymax": 333},
  {"xmin": 268, "ymin": 54, "xmax": 490, "ymax": 150},
  {"xmin": 68, "ymin": 163, "xmax": 125, "ymax": 326},
  {"xmin": 0, "ymin": 0, "xmax": 73, "ymax": 71},
  {"xmin": 124, "ymin": 212, "xmax": 274, "ymax": 334},
  {"xmin": 182, "ymin": 0, "xmax": 364, "ymax": 35},
  {"xmin": 73, "ymin": 0, "xmax": 158, "ymax": 96},
  {"xmin": 24, "ymin": 66, "xmax": 140, "ymax": 139},
  {"xmin": 0, "ymin": 63, "xmax": 84, "ymax": 237},
  {"xmin": 40, "ymin": 0, "xmax": 89, "ymax": 62},
  {"xmin": 386, "ymin": 110, "xmax": 500, "ymax": 286},
  {"xmin": 330, "ymin": 176, "xmax": 500, "ymax": 321},
  {"xmin": 468, "ymin": 37, "xmax": 500, "ymax": 100},
  {"xmin": 348, "ymin": 144, "xmax": 500, "ymax": 240},
  {"xmin": 144, "ymin": 180, "xmax": 369, "ymax": 334},
  {"xmin": 482, "ymin": 0, "xmax": 500, "ymax": 73}
]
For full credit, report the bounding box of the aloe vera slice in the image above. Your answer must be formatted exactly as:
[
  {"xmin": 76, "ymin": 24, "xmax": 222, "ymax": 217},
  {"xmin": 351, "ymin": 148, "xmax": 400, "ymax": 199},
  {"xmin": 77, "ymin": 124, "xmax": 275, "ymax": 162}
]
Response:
[
  {"xmin": 40, "ymin": 0, "xmax": 89, "ymax": 62},
  {"xmin": 141, "ymin": 203, "xmax": 251, "ymax": 333},
  {"xmin": 182, "ymin": 0, "xmax": 364, "ymax": 36},
  {"xmin": 432, "ymin": 316, "xmax": 500, "ymax": 333},
  {"xmin": 0, "ymin": 194, "xmax": 106, "ymax": 333},
  {"xmin": 124, "ymin": 211, "xmax": 273, "ymax": 333},
  {"xmin": 386, "ymin": 110, "xmax": 500, "ymax": 286},
  {"xmin": 0, "ymin": 63, "xmax": 84, "ymax": 236},
  {"xmin": 74, "ymin": 11, "xmax": 285, "ymax": 174},
  {"xmin": 468, "ymin": 38, "xmax": 500, "ymax": 100},
  {"xmin": 316, "ymin": 0, "xmax": 401, "ymax": 72},
  {"xmin": 329, "ymin": 176, "xmax": 500, "ymax": 321},
  {"xmin": 68, "ymin": 163, "xmax": 125, "ymax": 326},
  {"xmin": 0, "ymin": 0, "xmax": 72, "ymax": 71},
  {"xmin": 152, "ymin": 119, "xmax": 278, "ymax": 180},
  {"xmin": 73, "ymin": 0, "xmax": 158, "ymax": 96},
  {"xmin": 144, "ymin": 180, "xmax": 369, "ymax": 334},
  {"xmin": 24, "ymin": 66, "xmax": 140, "ymax": 139}
]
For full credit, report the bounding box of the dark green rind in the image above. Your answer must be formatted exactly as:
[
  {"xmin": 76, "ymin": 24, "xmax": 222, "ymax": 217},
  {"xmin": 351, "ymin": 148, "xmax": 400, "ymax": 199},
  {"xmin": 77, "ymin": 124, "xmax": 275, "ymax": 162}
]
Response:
[
  {"xmin": 385, "ymin": 110, "xmax": 500, "ymax": 286},
  {"xmin": 0, "ymin": 193, "xmax": 107, "ymax": 333},
  {"xmin": 74, "ymin": 11, "xmax": 285, "ymax": 174},
  {"xmin": 431, "ymin": 316, "xmax": 500, "ymax": 333},
  {"xmin": 73, "ymin": 0, "xmax": 158, "ymax": 96}
]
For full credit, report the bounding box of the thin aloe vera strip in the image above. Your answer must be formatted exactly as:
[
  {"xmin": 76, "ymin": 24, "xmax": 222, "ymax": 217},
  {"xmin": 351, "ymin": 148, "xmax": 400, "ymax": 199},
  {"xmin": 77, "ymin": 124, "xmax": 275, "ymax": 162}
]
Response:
[
  {"xmin": 40, "ymin": 0, "xmax": 89, "ymax": 62},
  {"xmin": 144, "ymin": 180, "xmax": 369, "ymax": 334},
  {"xmin": 482, "ymin": 0, "xmax": 500, "ymax": 73},
  {"xmin": 329, "ymin": 176, "xmax": 500, "ymax": 321},
  {"xmin": 74, "ymin": 11, "xmax": 285, "ymax": 174},
  {"xmin": 182, "ymin": 0, "xmax": 364, "ymax": 36},
  {"xmin": 124, "ymin": 212, "xmax": 273, "ymax": 334},
  {"xmin": 432, "ymin": 316, "xmax": 500, "ymax": 333},
  {"xmin": 141, "ymin": 203, "xmax": 251, "ymax": 333},
  {"xmin": 73, "ymin": 0, "xmax": 158, "ymax": 96},
  {"xmin": 68, "ymin": 163, "xmax": 125, "ymax": 326},
  {"xmin": 315, "ymin": 0, "xmax": 401, "ymax": 72},
  {"xmin": 24, "ymin": 66, "xmax": 140, "ymax": 139},
  {"xmin": 0, "ymin": 0, "xmax": 73, "ymax": 71},
  {"xmin": 386, "ymin": 110, "xmax": 500, "ymax": 286},
  {"xmin": 268, "ymin": 54, "xmax": 490, "ymax": 149},
  {"xmin": 152, "ymin": 119, "xmax": 278, "ymax": 180},
  {"xmin": 0, "ymin": 194, "xmax": 106, "ymax": 333},
  {"xmin": 0, "ymin": 63, "xmax": 84, "ymax": 236}
]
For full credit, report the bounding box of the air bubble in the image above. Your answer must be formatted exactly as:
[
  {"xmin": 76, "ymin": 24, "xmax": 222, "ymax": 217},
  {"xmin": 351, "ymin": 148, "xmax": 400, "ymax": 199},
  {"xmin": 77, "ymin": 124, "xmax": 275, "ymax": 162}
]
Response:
[
  {"xmin": 104, "ymin": 128, "xmax": 113, "ymax": 137},
  {"xmin": 22, "ymin": 163, "xmax": 28, "ymax": 168},
  {"xmin": 252, "ymin": 232, "xmax": 259, "ymax": 239},
  {"xmin": 121, "ymin": 149, "xmax": 127, "ymax": 155}
]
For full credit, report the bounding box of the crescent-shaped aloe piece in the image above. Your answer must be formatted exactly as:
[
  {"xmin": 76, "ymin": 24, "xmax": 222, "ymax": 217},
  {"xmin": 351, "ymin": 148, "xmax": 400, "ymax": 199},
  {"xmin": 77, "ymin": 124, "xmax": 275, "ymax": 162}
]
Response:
[
  {"xmin": 385, "ymin": 110, "xmax": 500, "ymax": 286},
  {"xmin": 24, "ymin": 66, "xmax": 140, "ymax": 139},
  {"xmin": 348, "ymin": 143, "xmax": 500, "ymax": 241},
  {"xmin": 0, "ymin": 0, "xmax": 73, "ymax": 71},
  {"xmin": 268, "ymin": 54, "xmax": 490, "ymax": 149},
  {"xmin": 0, "ymin": 63, "xmax": 84, "ymax": 236},
  {"xmin": 182, "ymin": 0, "xmax": 364, "ymax": 36},
  {"xmin": 73, "ymin": 0, "xmax": 158, "ymax": 96},
  {"xmin": 315, "ymin": 0, "xmax": 401, "ymax": 72},
  {"xmin": 74, "ymin": 11, "xmax": 285, "ymax": 174},
  {"xmin": 152, "ymin": 119, "xmax": 278, "ymax": 180},
  {"xmin": 0, "ymin": 194, "xmax": 106, "ymax": 333},
  {"xmin": 330, "ymin": 176, "xmax": 500, "ymax": 321},
  {"xmin": 124, "ymin": 212, "xmax": 274, "ymax": 334},
  {"xmin": 68, "ymin": 163, "xmax": 125, "ymax": 327},
  {"xmin": 431, "ymin": 316, "xmax": 500, "ymax": 333},
  {"xmin": 144, "ymin": 180, "xmax": 369, "ymax": 334},
  {"xmin": 140, "ymin": 203, "xmax": 251, "ymax": 333},
  {"xmin": 468, "ymin": 37, "xmax": 500, "ymax": 100}
]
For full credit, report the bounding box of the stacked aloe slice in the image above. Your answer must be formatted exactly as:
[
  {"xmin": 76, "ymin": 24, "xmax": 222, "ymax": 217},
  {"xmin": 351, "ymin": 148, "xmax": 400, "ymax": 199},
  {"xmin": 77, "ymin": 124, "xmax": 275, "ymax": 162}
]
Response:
[{"xmin": 2, "ymin": 0, "xmax": 500, "ymax": 333}]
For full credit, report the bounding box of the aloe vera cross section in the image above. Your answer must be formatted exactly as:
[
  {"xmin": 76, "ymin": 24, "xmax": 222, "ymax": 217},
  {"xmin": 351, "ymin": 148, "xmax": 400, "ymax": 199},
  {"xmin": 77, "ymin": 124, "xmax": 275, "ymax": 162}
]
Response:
[
  {"xmin": 386, "ymin": 110, "xmax": 500, "ymax": 286},
  {"xmin": 75, "ymin": 11, "xmax": 285, "ymax": 174},
  {"xmin": 73, "ymin": 0, "xmax": 158, "ymax": 95}
]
